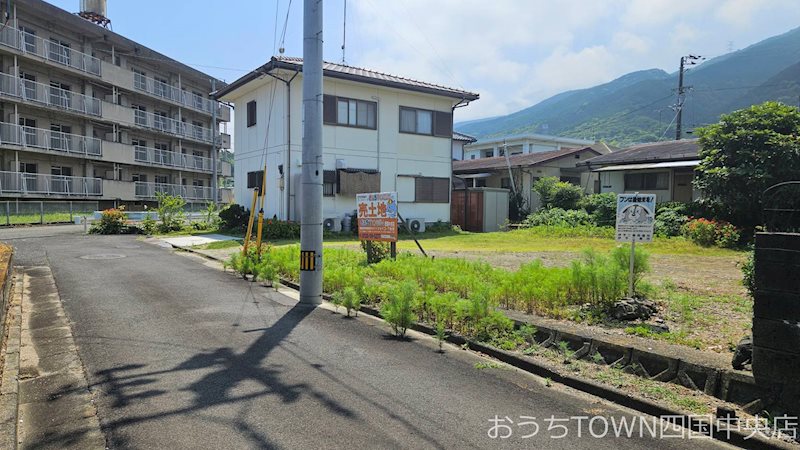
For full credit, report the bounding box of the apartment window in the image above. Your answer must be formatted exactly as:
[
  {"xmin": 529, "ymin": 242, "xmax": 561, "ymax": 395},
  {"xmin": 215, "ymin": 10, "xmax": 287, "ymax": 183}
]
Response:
[
  {"xmin": 50, "ymin": 124, "xmax": 72, "ymax": 151},
  {"xmin": 131, "ymin": 138, "xmax": 146, "ymax": 147},
  {"xmin": 192, "ymin": 120, "xmax": 204, "ymax": 139},
  {"xmin": 50, "ymin": 166, "xmax": 72, "ymax": 176},
  {"xmin": 19, "ymin": 72, "xmax": 36, "ymax": 99},
  {"xmin": 133, "ymin": 104, "xmax": 147, "ymax": 126},
  {"xmin": 49, "ymin": 81, "xmax": 71, "ymax": 109},
  {"xmin": 192, "ymin": 150, "xmax": 205, "ymax": 169},
  {"xmin": 154, "ymin": 76, "xmax": 169, "ymax": 98},
  {"xmin": 154, "ymin": 175, "xmax": 168, "ymax": 184},
  {"xmin": 246, "ymin": 100, "xmax": 256, "ymax": 127},
  {"xmin": 48, "ymin": 38, "xmax": 71, "ymax": 65},
  {"xmin": 323, "ymin": 95, "xmax": 377, "ymax": 129},
  {"xmin": 131, "ymin": 174, "xmax": 146, "ymax": 183},
  {"xmin": 192, "ymin": 91, "xmax": 204, "ymax": 110},
  {"xmin": 132, "ymin": 139, "xmax": 147, "ymax": 162},
  {"xmin": 18, "ymin": 117, "xmax": 36, "ymax": 146},
  {"xmin": 20, "ymin": 27, "xmax": 36, "ymax": 53},
  {"xmin": 414, "ymin": 176, "xmax": 449, "ymax": 203},
  {"xmin": 624, "ymin": 172, "xmax": 669, "ymax": 190},
  {"xmin": 133, "ymin": 68, "xmax": 147, "ymax": 91},
  {"xmin": 154, "ymin": 111, "xmax": 168, "ymax": 131},
  {"xmin": 192, "ymin": 179, "xmax": 204, "ymax": 187},
  {"xmin": 399, "ymin": 107, "xmax": 452, "ymax": 137},
  {"xmin": 154, "ymin": 142, "xmax": 170, "ymax": 165},
  {"xmin": 323, "ymin": 170, "xmax": 336, "ymax": 197},
  {"xmin": 483, "ymin": 150, "xmax": 493, "ymax": 158},
  {"xmin": 20, "ymin": 162, "xmax": 37, "ymax": 192},
  {"xmin": 20, "ymin": 162, "xmax": 37, "ymax": 173}
]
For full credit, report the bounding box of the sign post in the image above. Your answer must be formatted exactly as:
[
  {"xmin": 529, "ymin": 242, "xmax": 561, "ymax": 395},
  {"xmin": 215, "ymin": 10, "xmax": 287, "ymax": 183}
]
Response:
[
  {"xmin": 357, "ymin": 191, "xmax": 399, "ymax": 246},
  {"xmin": 615, "ymin": 193, "xmax": 656, "ymax": 297}
]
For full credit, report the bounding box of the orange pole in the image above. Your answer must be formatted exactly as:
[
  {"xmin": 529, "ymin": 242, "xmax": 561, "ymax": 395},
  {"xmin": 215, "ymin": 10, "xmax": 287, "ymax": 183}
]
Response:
[
  {"xmin": 242, "ymin": 188, "xmax": 259, "ymax": 256},
  {"xmin": 255, "ymin": 165, "xmax": 268, "ymax": 257}
]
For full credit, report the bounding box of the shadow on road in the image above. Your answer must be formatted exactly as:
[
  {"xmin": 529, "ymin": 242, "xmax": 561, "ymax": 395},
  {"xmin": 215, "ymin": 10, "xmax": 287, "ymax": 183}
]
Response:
[{"xmin": 32, "ymin": 302, "xmax": 356, "ymax": 449}]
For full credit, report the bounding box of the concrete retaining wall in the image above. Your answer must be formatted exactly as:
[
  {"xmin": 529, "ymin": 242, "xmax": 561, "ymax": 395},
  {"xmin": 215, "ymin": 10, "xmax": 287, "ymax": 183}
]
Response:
[
  {"xmin": 0, "ymin": 244, "xmax": 11, "ymax": 342},
  {"xmin": 752, "ymin": 232, "xmax": 800, "ymax": 416}
]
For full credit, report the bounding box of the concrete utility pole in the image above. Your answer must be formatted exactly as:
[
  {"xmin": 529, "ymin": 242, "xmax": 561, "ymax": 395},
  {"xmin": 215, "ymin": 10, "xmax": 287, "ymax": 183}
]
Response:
[
  {"xmin": 211, "ymin": 79, "xmax": 218, "ymax": 202},
  {"xmin": 675, "ymin": 54, "xmax": 703, "ymax": 140},
  {"xmin": 299, "ymin": 0, "xmax": 323, "ymax": 305}
]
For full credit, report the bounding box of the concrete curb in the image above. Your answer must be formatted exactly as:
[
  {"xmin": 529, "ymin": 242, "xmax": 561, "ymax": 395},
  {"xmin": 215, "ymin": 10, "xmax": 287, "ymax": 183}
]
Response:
[
  {"xmin": 0, "ymin": 270, "xmax": 22, "ymax": 449},
  {"xmin": 170, "ymin": 242, "xmax": 794, "ymax": 449}
]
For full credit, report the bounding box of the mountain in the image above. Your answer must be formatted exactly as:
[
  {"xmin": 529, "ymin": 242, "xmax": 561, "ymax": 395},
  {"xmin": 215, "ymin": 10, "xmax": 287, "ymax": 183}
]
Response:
[{"xmin": 456, "ymin": 26, "xmax": 800, "ymax": 146}]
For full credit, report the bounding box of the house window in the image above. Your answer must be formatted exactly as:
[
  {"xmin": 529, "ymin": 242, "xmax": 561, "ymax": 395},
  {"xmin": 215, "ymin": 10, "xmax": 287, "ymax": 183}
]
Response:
[
  {"xmin": 501, "ymin": 177, "xmax": 511, "ymax": 189},
  {"xmin": 470, "ymin": 154, "xmax": 476, "ymax": 160},
  {"xmin": 323, "ymin": 170, "xmax": 336, "ymax": 197},
  {"xmin": 414, "ymin": 176, "xmax": 449, "ymax": 203},
  {"xmin": 323, "ymin": 95, "xmax": 376, "ymax": 129},
  {"xmin": 247, "ymin": 171, "xmax": 263, "ymax": 190},
  {"xmin": 399, "ymin": 107, "xmax": 452, "ymax": 137},
  {"xmin": 475, "ymin": 179, "xmax": 487, "ymax": 188},
  {"xmin": 483, "ymin": 150, "xmax": 493, "ymax": 158},
  {"xmin": 246, "ymin": 100, "xmax": 256, "ymax": 127},
  {"xmin": 624, "ymin": 172, "xmax": 669, "ymax": 190}
]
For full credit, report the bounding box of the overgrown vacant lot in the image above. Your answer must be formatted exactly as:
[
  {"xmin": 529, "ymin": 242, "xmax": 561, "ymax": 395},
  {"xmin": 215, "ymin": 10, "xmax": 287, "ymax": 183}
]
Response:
[{"xmin": 204, "ymin": 227, "xmax": 751, "ymax": 353}]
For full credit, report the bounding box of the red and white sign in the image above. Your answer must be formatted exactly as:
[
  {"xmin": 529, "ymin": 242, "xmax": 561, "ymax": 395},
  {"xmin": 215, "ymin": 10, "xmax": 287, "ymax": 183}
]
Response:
[{"xmin": 357, "ymin": 192, "xmax": 398, "ymax": 242}]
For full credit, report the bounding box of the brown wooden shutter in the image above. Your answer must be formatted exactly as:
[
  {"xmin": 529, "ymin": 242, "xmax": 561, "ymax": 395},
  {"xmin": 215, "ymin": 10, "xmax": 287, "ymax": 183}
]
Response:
[
  {"xmin": 415, "ymin": 177, "xmax": 432, "ymax": 202},
  {"xmin": 433, "ymin": 111, "xmax": 452, "ymax": 137},
  {"xmin": 432, "ymin": 177, "xmax": 450, "ymax": 203},
  {"xmin": 338, "ymin": 170, "xmax": 380, "ymax": 194},
  {"xmin": 323, "ymin": 95, "xmax": 337, "ymax": 124}
]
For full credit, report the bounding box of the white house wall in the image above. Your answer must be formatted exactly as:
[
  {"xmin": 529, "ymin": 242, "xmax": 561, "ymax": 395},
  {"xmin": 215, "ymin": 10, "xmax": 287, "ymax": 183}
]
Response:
[{"xmin": 232, "ymin": 73, "xmax": 456, "ymax": 223}]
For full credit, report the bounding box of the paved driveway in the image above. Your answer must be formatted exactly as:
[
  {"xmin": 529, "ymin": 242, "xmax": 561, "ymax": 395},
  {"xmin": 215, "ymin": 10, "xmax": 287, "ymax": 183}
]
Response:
[{"xmin": 6, "ymin": 233, "xmax": 729, "ymax": 449}]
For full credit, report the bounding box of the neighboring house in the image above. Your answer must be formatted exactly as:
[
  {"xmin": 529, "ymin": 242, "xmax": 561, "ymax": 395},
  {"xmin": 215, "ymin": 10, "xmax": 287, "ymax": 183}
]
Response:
[
  {"xmin": 0, "ymin": 0, "xmax": 232, "ymax": 209},
  {"xmin": 451, "ymin": 131, "xmax": 476, "ymax": 160},
  {"xmin": 453, "ymin": 146, "xmax": 602, "ymax": 209},
  {"xmin": 580, "ymin": 139, "xmax": 700, "ymax": 203},
  {"xmin": 216, "ymin": 56, "xmax": 479, "ymax": 224},
  {"xmin": 462, "ymin": 133, "xmax": 595, "ymax": 160}
]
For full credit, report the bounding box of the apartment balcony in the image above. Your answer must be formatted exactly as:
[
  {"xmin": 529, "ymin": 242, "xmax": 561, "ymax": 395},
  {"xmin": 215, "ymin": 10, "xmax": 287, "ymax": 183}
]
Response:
[
  {"xmin": 134, "ymin": 181, "xmax": 213, "ymax": 201},
  {"xmin": 132, "ymin": 109, "xmax": 214, "ymax": 144},
  {"xmin": 133, "ymin": 145, "xmax": 213, "ymax": 172},
  {"xmin": 132, "ymin": 71, "xmax": 217, "ymax": 116},
  {"xmin": 0, "ymin": 26, "xmax": 101, "ymax": 77},
  {"xmin": 0, "ymin": 121, "xmax": 102, "ymax": 157},
  {"xmin": 0, "ymin": 72, "xmax": 101, "ymax": 117},
  {"xmin": 0, "ymin": 170, "xmax": 102, "ymax": 197}
]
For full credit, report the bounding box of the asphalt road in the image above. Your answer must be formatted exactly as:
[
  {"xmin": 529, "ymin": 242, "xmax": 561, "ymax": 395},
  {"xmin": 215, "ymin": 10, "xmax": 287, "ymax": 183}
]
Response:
[{"xmin": 5, "ymin": 229, "xmax": 730, "ymax": 449}]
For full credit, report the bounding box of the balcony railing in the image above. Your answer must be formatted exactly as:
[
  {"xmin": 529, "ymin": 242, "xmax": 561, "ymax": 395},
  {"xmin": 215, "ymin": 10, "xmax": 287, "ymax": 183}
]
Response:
[
  {"xmin": 132, "ymin": 109, "xmax": 214, "ymax": 143},
  {"xmin": 134, "ymin": 181, "xmax": 213, "ymax": 201},
  {"xmin": 133, "ymin": 145, "xmax": 212, "ymax": 172},
  {"xmin": 0, "ymin": 122, "xmax": 102, "ymax": 156},
  {"xmin": 0, "ymin": 171, "xmax": 102, "ymax": 196},
  {"xmin": 0, "ymin": 72, "xmax": 101, "ymax": 116},
  {"xmin": 132, "ymin": 71, "xmax": 215, "ymax": 114},
  {"xmin": 0, "ymin": 28, "xmax": 102, "ymax": 76}
]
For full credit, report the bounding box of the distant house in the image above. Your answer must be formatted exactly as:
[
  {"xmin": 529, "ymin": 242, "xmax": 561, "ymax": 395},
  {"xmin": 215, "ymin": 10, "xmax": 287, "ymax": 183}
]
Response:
[
  {"xmin": 452, "ymin": 131, "xmax": 477, "ymax": 160},
  {"xmin": 580, "ymin": 139, "xmax": 700, "ymax": 203},
  {"xmin": 453, "ymin": 146, "xmax": 603, "ymax": 209},
  {"xmin": 463, "ymin": 134, "xmax": 596, "ymax": 160},
  {"xmin": 216, "ymin": 56, "xmax": 479, "ymax": 224}
]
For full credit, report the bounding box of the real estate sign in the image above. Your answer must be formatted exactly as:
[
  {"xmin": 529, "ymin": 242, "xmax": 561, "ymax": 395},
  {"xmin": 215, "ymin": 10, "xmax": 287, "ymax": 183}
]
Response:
[
  {"xmin": 357, "ymin": 192, "xmax": 398, "ymax": 242},
  {"xmin": 615, "ymin": 193, "xmax": 656, "ymax": 243}
]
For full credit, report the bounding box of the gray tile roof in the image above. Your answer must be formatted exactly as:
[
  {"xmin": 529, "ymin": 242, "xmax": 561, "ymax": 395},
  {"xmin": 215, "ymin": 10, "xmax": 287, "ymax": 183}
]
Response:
[
  {"xmin": 453, "ymin": 131, "xmax": 477, "ymax": 142},
  {"xmin": 582, "ymin": 139, "xmax": 699, "ymax": 166},
  {"xmin": 216, "ymin": 56, "xmax": 479, "ymax": 101},
  {"xmin": 453, "ymin": 147, "xmax": 599, "ymax": 173}
]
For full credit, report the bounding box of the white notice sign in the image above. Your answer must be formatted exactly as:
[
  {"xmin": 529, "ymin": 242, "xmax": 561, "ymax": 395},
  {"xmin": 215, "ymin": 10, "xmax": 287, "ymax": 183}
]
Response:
[{"xmin": 615, "ymin": 193, "xmax": 656, "ymax": 243}]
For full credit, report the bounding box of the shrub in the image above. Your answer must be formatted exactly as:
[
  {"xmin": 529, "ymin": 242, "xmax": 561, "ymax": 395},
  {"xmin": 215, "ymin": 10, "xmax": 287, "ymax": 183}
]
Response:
[
  {"xmin": 256, "ymin": 252, "xmax": 278, "ymax": 286},
  {"xmin": 508, "ymin": 191, "xmax": 529, "ymax": 222},
  {"xmin": 381, "ymin": 282, "xmax": 417, "ymax": 337},
  {"xmin": 682, "ymin": 218, "xmax": 741, "ymax": 248},
  {"xmin": 333, "ymin": 287, "xmax": 361, "ymax": 317},
  {"xmin": 522, "ymin": 208, "xmax": 593, "ymax": 228},
  {"xmin": 654, "ymin": 208, "xmax": 688, "ymax": 237},
  {"xmin": 219, "ymin": 204, "xmax": 250, "ymax": 230},
  {"xmin": 155, "ymin": 192, "xmax": 186, "ymax": 233},
  {"xmin": 610, "ymin": 244, "xmax": 650, "ymax": 292},
  {"xmin": 141, "ymin": 213, "xmax": 157, "ymax": 235},
  {"xmin": 262, "ymin": 219, "xmax": 300, "ymax": 240},
  {"xmin": 204, "ymin": 202, "xmax": 220, "ymax": 228},
  {"xmin": 361, "ymin": 240, "xmax": 391, "ymax": 264},
  {"xmin": 741, "ymin": 251, "xmax": 755, "ymax": 298},
  {"xmin": 89, "ymin": 208, "xmax": 126, "ymax": 234},
  {"xmin": 579, "ymin": 193, "xmax": 616, "ymax": 226},
  {"xmin": 533, "ymin": 177, "xmax": 584, "ymax": 210}
]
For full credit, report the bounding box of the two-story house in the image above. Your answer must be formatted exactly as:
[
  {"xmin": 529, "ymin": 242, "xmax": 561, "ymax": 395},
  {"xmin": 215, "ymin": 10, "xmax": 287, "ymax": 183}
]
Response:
[{"xmin": 216, "ymin": 56, "xmax": 479, "ymax": 224}]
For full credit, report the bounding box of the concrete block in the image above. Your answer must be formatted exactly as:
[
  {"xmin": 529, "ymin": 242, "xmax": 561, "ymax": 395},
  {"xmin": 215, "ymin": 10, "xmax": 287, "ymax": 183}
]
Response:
[
  {"xmin": 753, "ymin": 290, "xmax": 800, "ymax": 321},
  {"xmin": 752, "ymin": 317, "xmax": 800, "ymax": 354},
  {"xmin": 756, "ymin": 232, "xmax": 800, "ymax": 252},
  {"xmin": 752, "ymin": 346, "xmax": 800, "ymax": 383},
  {"xmin": 675, "ymin": 360, "xmax": 719, "ymax": 395},
  {"xmin": 588, "ymin": 340, "xmax": 631, "ymax": 367},
  {"xmin": 754, "ymin": 258, "xmax": 800, "ymax": 294},
  {"xmin": 718, "ymin": 370, "xmax": 779, "ymax": 407}
]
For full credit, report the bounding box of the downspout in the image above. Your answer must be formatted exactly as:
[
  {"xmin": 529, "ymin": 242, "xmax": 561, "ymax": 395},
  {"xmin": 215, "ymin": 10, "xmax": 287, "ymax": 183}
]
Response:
[
  {"xmin": 267, "ymin": 69, "xmax": 300, "ymax": 220},
  {"xmin": 451, "ymin": 97, "xmax": 469, "ymax": 225}
]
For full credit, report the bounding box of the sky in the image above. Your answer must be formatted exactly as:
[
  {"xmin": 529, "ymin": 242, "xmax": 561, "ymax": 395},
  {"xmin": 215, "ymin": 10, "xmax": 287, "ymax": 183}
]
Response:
[{"xmin": 47, "ymin": 0, "xmax": 800, "ymax": 123}]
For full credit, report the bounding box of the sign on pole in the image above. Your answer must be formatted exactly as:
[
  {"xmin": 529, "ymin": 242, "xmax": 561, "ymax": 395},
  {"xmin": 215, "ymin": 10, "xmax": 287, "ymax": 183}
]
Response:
[
  {"xmin": 615, "ymin": 193, "xmax": 656, "ymax": 243},
  {"xmin": 357, "ymin": 192, "xmax": 398, "ymax": 242}
]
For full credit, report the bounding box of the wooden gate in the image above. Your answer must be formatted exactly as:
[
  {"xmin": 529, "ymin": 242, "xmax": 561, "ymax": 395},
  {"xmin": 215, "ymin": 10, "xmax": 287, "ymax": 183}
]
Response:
[{"xmin": 451, "ymin": 189, "xmax": 483, "ymax": 232}]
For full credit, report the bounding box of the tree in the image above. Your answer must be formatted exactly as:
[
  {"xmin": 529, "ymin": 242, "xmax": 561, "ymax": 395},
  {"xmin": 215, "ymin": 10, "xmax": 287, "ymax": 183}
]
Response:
[
  {"xmin": 533, "ymin": 176, "xmax": 583, "ymax": 210},
  {"xmin": 694, "ymin": 101, "xmax": 800, "ymax": 231}
]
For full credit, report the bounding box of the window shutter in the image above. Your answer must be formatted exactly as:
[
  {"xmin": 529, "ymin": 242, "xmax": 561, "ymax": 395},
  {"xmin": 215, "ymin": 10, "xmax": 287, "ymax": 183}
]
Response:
[
  {"xmin": 432, "ymin": 178, "xmax": 450, "ymax": 203},
  {"xmin": 415, "ymin": 177, "xmax": 432, "ymax": 202},
  {"xmin": 433, "ymin": 111, "xmax": 452, "ymax": 137},
  {"xmin": 323, "ymin": 95, "xmax": 337, "ymax": 124}
]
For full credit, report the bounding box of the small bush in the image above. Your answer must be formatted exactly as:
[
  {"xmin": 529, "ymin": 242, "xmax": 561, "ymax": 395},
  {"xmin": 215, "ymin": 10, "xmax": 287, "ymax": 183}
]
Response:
[
  {"xmin": 361, "ymin": 240, "xmax": 391, "ymax": 264},
  {"xmin": 262, "ymin": 219, "xmax": 301, "ymax": 240},
  {"xmin": 654, "ymin": 209, "xmax": 688, "ymax": 237},
  {"xmin": 155, "ymin": 193, "xmax": 186, "ymax": 233},
  {"xmin": 522, "ymin": 208, "xmax": 593, "ymax": 228},
  {"xmin": 219, "ymin": 204, "xmax": 250, "ymax": 230},
  {"xmin": 579, "ymin": 193, "xmax": 616, "ymax": 227},
  {"xmin": 333, "ymin": 287, "xmax": 361, "ymax": 317},
  {"xmin": 381, "ymin": 282, "xmax": 417, "ymax": 337},
  {"xmin": 741, "ymin": 251, "xmax": 755, "ymax": 298},
  {"xmin": 533, "ymin": 177, "xmax": 584, "ymax": 210},
  {"xmin": 141, "ymin": 213, "xmax": 157, "ymax": 235},
  {"xmin": 682, "ymin": 218, "xmax": 740, "ymax": 248},
  {"xmin": 90, "ymin": 208, "xmax": 126, "ymax": 234}
]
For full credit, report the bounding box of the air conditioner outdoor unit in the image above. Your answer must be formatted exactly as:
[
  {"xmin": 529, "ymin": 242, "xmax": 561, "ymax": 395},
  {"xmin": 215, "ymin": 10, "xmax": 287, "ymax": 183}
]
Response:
[
  {"xmin": 323, "ymin": 216, "xmax": 342, "ymax": 232},
  {"xmin": 406, "ymin": 218, "xmax": 426, "ymax": 233}
]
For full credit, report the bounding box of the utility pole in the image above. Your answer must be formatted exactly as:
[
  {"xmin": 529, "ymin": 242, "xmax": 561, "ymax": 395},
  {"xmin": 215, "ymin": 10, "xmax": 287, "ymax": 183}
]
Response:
[
  {"xmin": 211, "ymin": 79, "xmax": 218, "ymax": 202},
  {"xmin": 675, "ymin": 54, "xmax": 703, "ymax": 140},
  {"xmin": 299, "ymin": 0, "xmax": 323, "ymax": 305}
]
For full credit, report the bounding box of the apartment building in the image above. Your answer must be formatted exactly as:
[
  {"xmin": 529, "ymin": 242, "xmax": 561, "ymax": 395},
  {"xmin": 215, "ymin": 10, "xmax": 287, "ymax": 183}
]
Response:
[
  {"xmin": 0, "ymin": 0, "xmax": 231, "ymax": 209},
  {"xmin": 217, "ymin": 56, "xmax": 479, "ymax": 224}
]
